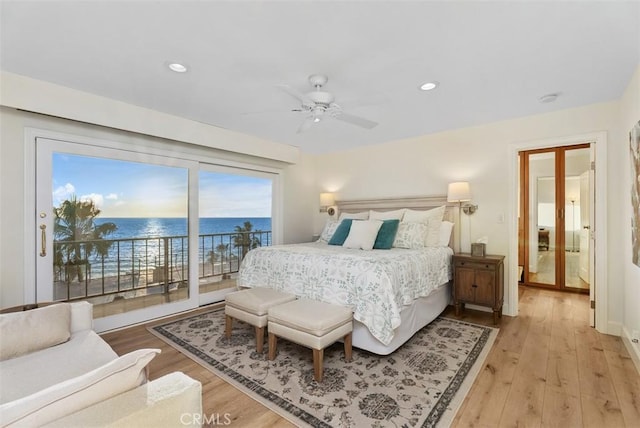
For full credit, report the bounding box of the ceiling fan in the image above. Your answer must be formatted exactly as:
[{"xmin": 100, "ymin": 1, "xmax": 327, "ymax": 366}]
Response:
[{"xmin": 277, "ymin": 74, "xmax": 378, "ymax": 134}]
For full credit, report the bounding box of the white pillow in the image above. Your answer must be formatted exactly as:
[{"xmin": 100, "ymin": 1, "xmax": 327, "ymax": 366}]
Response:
[
  {"xmin": 369, "ymin": 209, "xmax": 405, "ymax": 221},
  {"xmin": 0, "ymin": 303, "xmax": 71, "ymax": 361},
  {"xmin": 403, "ymin": 205, "xmax": 446, "ymax": 223},
  {"xmin": 438, "ymin": 221, "xmax": 454, "ymax": 247},
  {"xmin": 0, "ymin": 348, "xmax": 160, "ymax": 427},
  {"xmin": 319, "ymin": 220, "xmax": 339, "ymax": 242},
  {"xmin": 425, "ymin": 217, "xmax": 445, "ymax": 247},
  {"xmin": 342, "ymin": 220, "xmax": 383, "ymax": 250},
  {"xmin": 393, "ymin": 222, "xmax": 429, "ymax": 249},
  {"xmin": 338, "ymin": 211, "xmax": 369, "ymax": 221}
]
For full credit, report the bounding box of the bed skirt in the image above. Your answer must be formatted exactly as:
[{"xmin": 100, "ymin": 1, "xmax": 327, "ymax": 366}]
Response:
[{"xmin": 351, "ymin": 282, "xmax": 451, "ymax": 355}]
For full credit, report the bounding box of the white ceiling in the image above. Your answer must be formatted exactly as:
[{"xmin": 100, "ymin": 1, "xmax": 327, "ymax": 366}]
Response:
[{"xmin": 1, "ymin": 1, "xmax": 639, "ymax": 154}]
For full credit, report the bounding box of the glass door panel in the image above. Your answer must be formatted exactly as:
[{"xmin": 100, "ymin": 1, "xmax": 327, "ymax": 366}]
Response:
[
  {"xmin": 564, "ymin": 147, "xmax": 591, "ymax": 290},
  {"xmin": 529, "ymin": 152, "xmax": 556, "ymax": 285},
  {"xmin": 198, "ymin": 166, "xmax": 274, "ymax": 304}
]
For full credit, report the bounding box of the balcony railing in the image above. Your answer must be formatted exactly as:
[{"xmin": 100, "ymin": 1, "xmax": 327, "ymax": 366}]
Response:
[{"xmin": 53, "ymin": 230, "xmax": 271, "ymax": 302}]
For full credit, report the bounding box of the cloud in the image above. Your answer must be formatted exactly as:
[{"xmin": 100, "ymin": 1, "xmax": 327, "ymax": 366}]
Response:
[
  {"xmin": 53, "ymin": 183, "xmax": 75, "ymax": 205},
  {"xmin": 106, "ymin": 193, "xmax": 118, "ymax": 200},
  {"xmin": 80, "ymin": 193, "xmax": 105, "ymax": 209}
]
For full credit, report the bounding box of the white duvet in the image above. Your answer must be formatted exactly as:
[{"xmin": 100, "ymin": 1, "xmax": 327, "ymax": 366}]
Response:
[{"xmin": 237, "ymin": 242, "xmax": 453, "ymax": 345}]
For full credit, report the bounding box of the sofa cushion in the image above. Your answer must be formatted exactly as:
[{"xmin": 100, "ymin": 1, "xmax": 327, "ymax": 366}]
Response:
[
  {"xmin": 0, "ymin": 303, "xmax": 71, "ymax": 362},
  {"xmin": 0, "ymin": 348, "xmax": 160, "ymax": 427},
  {"xmin": 0, "ymin": 330, "xmax": 118, "ymax": 404},
  {"xmin": 69, "ymin": 301, "xmax": 93, "ymax": 334}
]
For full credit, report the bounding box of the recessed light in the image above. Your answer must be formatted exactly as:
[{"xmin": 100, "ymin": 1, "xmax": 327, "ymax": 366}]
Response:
[
  {"xmin": 419, "ymin": 81, "xmax": 439, "ymax": 91},
  {"xmin": 167, "ymin": 63, "xmax": 188, "ymax": 73},
  {"xmin": 539, "ymin": 92, "xmax": 560, "ymax": 103}
]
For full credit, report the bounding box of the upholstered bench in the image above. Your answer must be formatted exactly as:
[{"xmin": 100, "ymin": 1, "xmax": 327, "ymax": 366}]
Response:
[
  {"xmin": 267, "ymin": 299, "xmax": 353, "ymax": 382},
  {"xmin": 225, "ymin": 288, "xmax": 296, "ymax": 353}
]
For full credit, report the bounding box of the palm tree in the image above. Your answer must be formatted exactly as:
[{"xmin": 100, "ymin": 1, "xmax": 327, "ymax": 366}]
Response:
[
  {"xmin": 208, "ymin": 243, "xmax": 231, "ymax": 276},
  {"xmin": 54, "ymin": 196, "xmax": 117, "ymax": 282},
  {"xmin": 232, "ymin": 221, "xmax": 261, "ymax": 260},
  {"xmin": 215, "ymin": 243, "xmax": 230, "ymax": 263}
]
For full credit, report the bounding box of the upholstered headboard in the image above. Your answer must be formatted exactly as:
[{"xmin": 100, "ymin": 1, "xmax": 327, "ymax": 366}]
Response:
[{"xmin": 334, "ymin": 195, "xmax": 460, "ymax": 251}]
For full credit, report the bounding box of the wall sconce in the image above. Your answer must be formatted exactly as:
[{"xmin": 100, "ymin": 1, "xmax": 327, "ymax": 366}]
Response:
[
  {"xmin": 462, "ymin": 203, "xmax": 478, "ymax": 215},
  {"xmin": 319, "ymin": 192, "xmax": 336, "ymax": 216},
  {"xmin": 447, "ymin": 181, "xmax": 478, "ymax": 215}
]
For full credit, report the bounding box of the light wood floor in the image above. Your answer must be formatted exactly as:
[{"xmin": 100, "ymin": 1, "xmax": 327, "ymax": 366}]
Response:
[{"xmin": 101, "ymin": 286, "xmax": 640, "ymax": 427}]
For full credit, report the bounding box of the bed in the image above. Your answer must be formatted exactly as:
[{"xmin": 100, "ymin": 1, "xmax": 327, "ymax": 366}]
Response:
[{"xmin": 237, "ymin": 196, "xmax": 459, "ymax": 355}]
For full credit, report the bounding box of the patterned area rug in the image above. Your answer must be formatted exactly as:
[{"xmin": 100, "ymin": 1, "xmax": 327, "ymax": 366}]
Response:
[{"xmin": 149, "ymin": 309, "xmax": 497, "ymax": 428}]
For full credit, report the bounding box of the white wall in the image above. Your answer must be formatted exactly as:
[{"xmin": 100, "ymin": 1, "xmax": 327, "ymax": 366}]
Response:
[
  {"xmin": 315, "ymin": 100, "xmax": 620, "ymax": 325},
  {"xmin": 0, "ymin": 107, "xmax": 315, "ymax": 308},
  {"xmin": 616, "ymin": 65, "xmax": 640, "ymax": 364},
  {"xmin": 281, "ymin": 152, "xmax": 318, "ymax": 244}
]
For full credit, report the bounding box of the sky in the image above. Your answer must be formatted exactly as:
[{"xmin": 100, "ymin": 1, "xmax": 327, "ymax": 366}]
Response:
[{"xmin": 53, "ymin": 153, "xmax": 272, "ymax": 218}]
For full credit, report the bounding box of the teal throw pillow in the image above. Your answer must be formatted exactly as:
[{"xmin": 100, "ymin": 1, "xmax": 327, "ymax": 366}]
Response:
[
  {"xmin": 328, "ymin": 219, "xmax": 353, "ymax": 245},
  {"xmin": 373, "ymin": 219, "xmax": 400, "ymax": 249}
]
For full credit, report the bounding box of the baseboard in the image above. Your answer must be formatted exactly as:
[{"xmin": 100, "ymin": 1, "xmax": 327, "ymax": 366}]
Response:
[
  {"xmin": 622, "ymin": 326, "xmax": 640, "ymax": 375},
  {"xmin": 607, "ymin": 320, "xmax": 623, "ymax": 336}
]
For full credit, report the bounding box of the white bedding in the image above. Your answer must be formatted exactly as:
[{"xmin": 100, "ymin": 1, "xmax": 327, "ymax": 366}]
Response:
[{"xmin": 237, "ymin": 241, "xmax": 453, "ymax": 345}]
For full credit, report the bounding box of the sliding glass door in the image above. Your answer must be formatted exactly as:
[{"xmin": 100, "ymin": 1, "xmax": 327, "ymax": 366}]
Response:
[{"xmin": 35, "ymin": 136, "xmax": 280, "ymax": 331}]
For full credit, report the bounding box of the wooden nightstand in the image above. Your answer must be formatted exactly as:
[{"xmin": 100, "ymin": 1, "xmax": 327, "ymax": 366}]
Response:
[{"xmin": 452, "ymin": 253, "xmax": 505, "ymax": 324}]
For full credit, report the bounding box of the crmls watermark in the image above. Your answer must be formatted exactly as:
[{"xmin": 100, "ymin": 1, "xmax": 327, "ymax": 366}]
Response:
[{"xmin": 180, "ymin": 413, "xmax": 232, "ymax": 426}]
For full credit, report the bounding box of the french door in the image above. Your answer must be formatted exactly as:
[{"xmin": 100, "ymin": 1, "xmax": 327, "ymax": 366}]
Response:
[{"xmin": 520, "ymin": 144, "xmax": 595, "ymax": 300}]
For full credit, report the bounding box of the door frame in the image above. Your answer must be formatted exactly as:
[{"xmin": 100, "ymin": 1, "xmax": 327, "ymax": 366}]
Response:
[{"xmin": 508, "ymin": 131, "xmax": 609, "ymax": 334}]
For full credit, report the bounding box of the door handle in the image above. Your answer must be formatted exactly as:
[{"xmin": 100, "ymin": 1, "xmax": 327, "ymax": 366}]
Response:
[
  {"xmin": 39, "ymin": 224, "xmax": 46, "ymax": 257},
  {"xmin": 583, "ymin": 226, "xmax": 590, "ymax": 230}
]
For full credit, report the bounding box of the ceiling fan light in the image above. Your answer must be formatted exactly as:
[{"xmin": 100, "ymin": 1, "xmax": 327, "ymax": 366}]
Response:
[
  {"xmin": 539, "ymin": 92, "xmax": 560, "ymax": 103},
  {"xmin": 313, "ymin": 117, "xmax": 321, "ymax": 123},
  {"xmin": 419, "ymin": 81, "xmax": 439, "ymax": 91},
  {"xmin": 167, "ymin": 62, "xmax": 188, "ymax": 73}
]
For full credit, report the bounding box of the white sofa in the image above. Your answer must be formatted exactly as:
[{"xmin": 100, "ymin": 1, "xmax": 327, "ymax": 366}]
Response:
[{"xmin": 0, "ymin": 302, "xmax": 202, "ymax": 427}]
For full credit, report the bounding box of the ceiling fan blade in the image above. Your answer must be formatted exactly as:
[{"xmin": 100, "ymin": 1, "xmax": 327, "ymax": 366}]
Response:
[
  {"xmin": 240, "ymin": 108, "xmax": 295, "ymax": 115},
  {"xmin": 276, "ymin": 84, "xmax": 314, "ymax": 106},
  {"xmin": 297, "ymin": 117, "xmax": 314, "ymax": 134},
  {"xmin": 334, "ymin": 112, "xmax": 378, "ymax": 129}
]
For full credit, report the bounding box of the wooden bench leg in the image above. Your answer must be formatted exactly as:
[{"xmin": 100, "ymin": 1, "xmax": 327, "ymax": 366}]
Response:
[
  {"xmin": 255, "ymin": 326, "xmax": 265, "ymax": 353},
  {"xmin": 344, "ymin": 333, "xmax": 352, "ymax": 362},
  {"xmin": 268, "ymin": 333, "xmax": 277, "ymax": 360},
  {"xmin": 225, "ymin": 315, "xmax": 232, "ymax": 339},
  {"xmin": 313, "ymin": 348, "xmax": 324, "ymax": 382}
]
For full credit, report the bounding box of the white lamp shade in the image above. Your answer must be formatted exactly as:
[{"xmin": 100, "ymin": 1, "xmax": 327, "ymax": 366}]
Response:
[
  {"xmin": 320, "ymin": 192, "xmax": 335, "ymax": 206},
  {"xmin": 447, "ymin": 182, "xmax": 471, "ymax": 202}
]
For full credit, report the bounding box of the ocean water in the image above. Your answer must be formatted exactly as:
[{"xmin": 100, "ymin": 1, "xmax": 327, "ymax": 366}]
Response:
[
  {"xmin": 96, "ymin": 217, "xmax": 271, "ymax": 239},
  {"xmin": 75, "ymin": 217, "xmax": 271, "ymax": 276}
]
